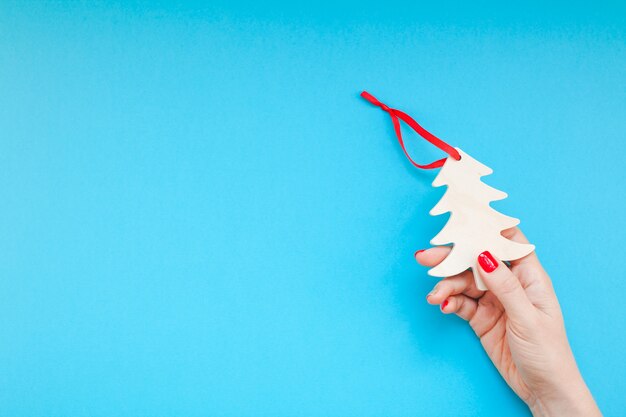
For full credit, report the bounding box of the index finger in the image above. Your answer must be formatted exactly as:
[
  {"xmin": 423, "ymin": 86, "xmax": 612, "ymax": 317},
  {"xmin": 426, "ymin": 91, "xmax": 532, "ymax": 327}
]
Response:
[
  {"xmin": 414, "ymin": 246, "xmax": 452, "ymax": 267},
  {"xmin": 500, "ymin": 227, "xmax": 540, "ymax": 268}
]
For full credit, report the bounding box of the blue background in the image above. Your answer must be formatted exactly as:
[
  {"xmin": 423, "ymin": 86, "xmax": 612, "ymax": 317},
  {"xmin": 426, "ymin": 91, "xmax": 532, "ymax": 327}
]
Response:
[{"xmin": 1, "ymin": 1, "xmax": 624, "ymax": 416}]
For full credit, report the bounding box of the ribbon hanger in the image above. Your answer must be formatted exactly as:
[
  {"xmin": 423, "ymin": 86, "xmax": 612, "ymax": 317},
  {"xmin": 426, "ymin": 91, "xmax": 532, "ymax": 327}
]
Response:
[{"xmin": 361, "ymin": 91, "xmax": 461, "ymax": 169}]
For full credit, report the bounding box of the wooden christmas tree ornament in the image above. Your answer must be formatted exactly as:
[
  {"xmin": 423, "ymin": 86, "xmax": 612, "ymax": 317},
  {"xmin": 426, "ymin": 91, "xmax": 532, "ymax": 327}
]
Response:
[{"xmin": 361, "ymin": 91, "xmax": 534, "ymax": 290}]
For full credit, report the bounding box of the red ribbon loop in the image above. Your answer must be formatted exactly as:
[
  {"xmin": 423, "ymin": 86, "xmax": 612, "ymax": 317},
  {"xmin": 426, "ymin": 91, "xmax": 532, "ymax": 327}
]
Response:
[{"xmin": 361, "ymin": 91, "xmax": 461, "ymax": 169}]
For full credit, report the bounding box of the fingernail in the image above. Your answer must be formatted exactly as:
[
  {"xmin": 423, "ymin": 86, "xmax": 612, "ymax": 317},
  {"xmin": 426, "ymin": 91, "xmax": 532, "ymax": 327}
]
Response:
[
  {"xmin": 414, "ymin": 249, "xmax": 425, "ymax": 258},
  {"xmin": 426, "ymin": 286, "xmax": 439, "ymax": 298},
  {"xmin": 478, "ymin": 251, "xmax": 498, "ymax": 273},
  {"xmin": 441, "ymin": 299, "xmax": 449, "ymax": 311}
]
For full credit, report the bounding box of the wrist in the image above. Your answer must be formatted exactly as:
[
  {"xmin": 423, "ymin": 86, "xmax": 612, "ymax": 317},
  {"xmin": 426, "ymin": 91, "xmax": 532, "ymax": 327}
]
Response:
[{"xmin": 529, "ymin": 374, "xmax": 601, "ymax": 417}]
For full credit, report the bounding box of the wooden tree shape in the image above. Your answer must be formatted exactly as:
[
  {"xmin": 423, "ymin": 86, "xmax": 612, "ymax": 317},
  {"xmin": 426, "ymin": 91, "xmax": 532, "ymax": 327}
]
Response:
[{"xmin": 428, "ymin": 148, "xmax": 535, "ymax": 290}]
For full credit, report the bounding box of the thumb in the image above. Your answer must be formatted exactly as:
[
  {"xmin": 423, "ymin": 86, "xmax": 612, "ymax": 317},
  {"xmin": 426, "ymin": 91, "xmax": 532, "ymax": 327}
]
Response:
[{"xmin": 477, "ymin": 251, "xmax": 535, "ymax": 322}]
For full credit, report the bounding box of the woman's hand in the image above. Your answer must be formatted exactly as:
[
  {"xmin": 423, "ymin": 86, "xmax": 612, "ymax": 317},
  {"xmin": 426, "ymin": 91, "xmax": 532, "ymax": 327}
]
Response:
[{"xmin": 415, "ymin": 227, "xmax": 601, "ymax": 417}]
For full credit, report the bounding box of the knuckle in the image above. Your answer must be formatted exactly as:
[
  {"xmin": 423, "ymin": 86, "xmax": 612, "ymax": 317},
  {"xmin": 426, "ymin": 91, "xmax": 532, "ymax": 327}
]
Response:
[{"xmin": 454, "ymin": 296, "xmax": 465, "ymax": 312}]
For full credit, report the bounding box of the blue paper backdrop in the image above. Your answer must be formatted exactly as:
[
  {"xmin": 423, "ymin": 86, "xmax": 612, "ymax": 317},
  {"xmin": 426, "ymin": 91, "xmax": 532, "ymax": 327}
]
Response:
[{"xmin": 1, "ymin": 2, "xmax": 624, "ymax": 416}]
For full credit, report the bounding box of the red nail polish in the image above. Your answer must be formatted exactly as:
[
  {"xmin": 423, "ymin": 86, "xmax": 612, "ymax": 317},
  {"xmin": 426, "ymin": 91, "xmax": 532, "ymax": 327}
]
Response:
[
  {"xmin": 478, "ymin": 251, "xmax": 498, "ymax": 273},
  {"xmin": 414, "ymin": 249, "xmax": 425, "ymax": 258},
  {"xmin": 441, "ymin": 299, "xmax": 449, "ymax": 310}
]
